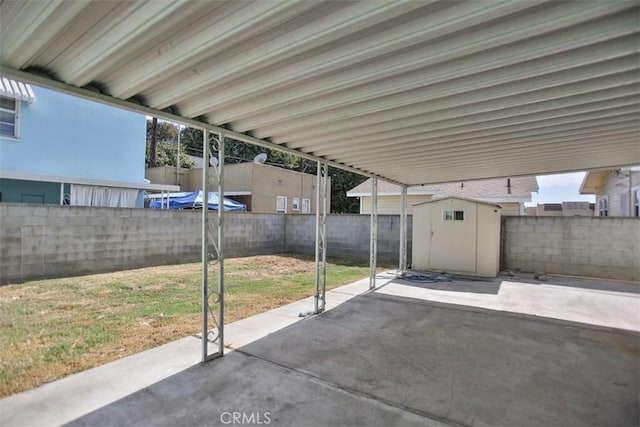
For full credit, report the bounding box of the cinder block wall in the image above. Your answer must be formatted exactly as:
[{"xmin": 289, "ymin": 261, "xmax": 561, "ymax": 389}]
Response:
[
  {"xmin": 285, "ymin": 214, "xmax": 412, "ymax": 262},
  {"xmin": 0, "ymin": 204, "xmax": 285, "ymax": 284},
  {"xmin": 502, "ymin": 217, "xmax": 640, "ymax": 282},
  {"xmin": 5, "ymin": 204, "xmax": 637, "ymax": 284}
]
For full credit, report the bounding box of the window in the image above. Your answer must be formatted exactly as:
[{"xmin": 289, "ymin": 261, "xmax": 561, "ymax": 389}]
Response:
[
  {"xmin": 598, "ymin": 197, "xmax": 608, "ymax": 217},
  {"xmin": 302, "ymin": 198, "xmax": 311, "ymax": 214},
  {"xmin": 0, "ymin": 96, "xmax": 18, "ymax": 138},
  {"xmin": 633, "ymin": 189, "xmax": 640, "ymax": 217},
  {"xmin": 292, "ymin": 197, "xmax": 300, "ymax": 211},
  {"xmin": 443, "ymin": 210, "xmax": 465, "ymax": 221},
  {"xmin": 276, "ymin": 196, "xmax": 287, "ymax": 213}
]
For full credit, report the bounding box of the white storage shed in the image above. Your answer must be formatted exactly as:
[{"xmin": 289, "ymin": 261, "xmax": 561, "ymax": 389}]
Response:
[{"xmin": 412, "ymin": 197, "xmax": 502, "ymax": 277}]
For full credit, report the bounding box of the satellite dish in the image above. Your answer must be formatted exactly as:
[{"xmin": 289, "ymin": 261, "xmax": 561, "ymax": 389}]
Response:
[
  {"xmin": 209, "ymin": 155, "xmax": 218, "ymax": 167},
  {"xmin": 253, "ymin": 153, "xmax": 267, "ymax": 164}
]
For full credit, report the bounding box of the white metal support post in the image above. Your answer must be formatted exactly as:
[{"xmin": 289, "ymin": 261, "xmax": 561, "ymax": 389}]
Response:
[
  {"xmin": 216, "ymin": 132, "xmax": 225, "ymax": 357},
  {"xmin": 314, "ymin": 162, "xmax": 328, "ymax": 314},
  {"xmin": 201, "ymin": 129, "xmax": 209, "ymax": 362},
  {"xmin": 399, "ymin": 185, "xmax": 408, "ymax": 276},
  {"xmin": 201, "ymin": 130, "xmax": 225, "ymax": 362},
  {"xmin": 369, "ymin": 177, "xmax": 378, "ymax": 289}
]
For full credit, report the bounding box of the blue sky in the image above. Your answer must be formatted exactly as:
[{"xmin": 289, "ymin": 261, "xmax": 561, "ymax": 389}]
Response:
[{"xmin": 526, "ymin": 172, "xmax": 594, "ymax": 206}]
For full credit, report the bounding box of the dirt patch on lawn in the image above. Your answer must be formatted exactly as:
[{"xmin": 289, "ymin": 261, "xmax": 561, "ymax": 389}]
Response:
[{"xmin": 229, "ymin": 254, "xmax": 313, "ymax": 277}]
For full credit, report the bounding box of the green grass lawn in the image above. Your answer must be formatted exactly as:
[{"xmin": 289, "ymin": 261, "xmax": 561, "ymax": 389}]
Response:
[{"xmin": 0, "ymin": 254, "xmax": 390, "ymax": 397}]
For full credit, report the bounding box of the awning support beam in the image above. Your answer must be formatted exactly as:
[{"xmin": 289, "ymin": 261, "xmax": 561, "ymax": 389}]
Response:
[
  {"xmin": 369, "ymin": 177, "xmax": 378, "ymax": 289},
  {"xmin": 0, "ymin": 68, "xmax": 403, "ymax": 185},
  {"xmin": 201, "ymin": 129, "xmax": 210, "ymax": 362},
  {"xmin": 314, "ymin": 161, "xmax": 328, "ymax": 314}
]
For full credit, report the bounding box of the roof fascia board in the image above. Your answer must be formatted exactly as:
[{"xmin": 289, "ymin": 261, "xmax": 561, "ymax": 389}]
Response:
[
  {"xmin": 0, "ymin": 170, "xmax": 180, "ymax": 191},
  {"xmin": 346, "ymin": 191, "xmax": 423, "ymax": 197},
  {"xmin": 147, "ymin": 190, "xmax": 252, "ymax": 198},
  {"xmin": 347, "ymin": 192, "xmax": 530, "ymax": 202},
  {"xmin": 404, "ymin": 165, "xmax": 637, "ymax": 188},
  {"xmin": 1, "ymin": 67, "xmax": 404, "ymax": 186}
]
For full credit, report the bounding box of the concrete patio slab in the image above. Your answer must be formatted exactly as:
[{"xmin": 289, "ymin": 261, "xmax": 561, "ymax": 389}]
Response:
[
  {"xmin": 377, "ymin": 274, "xmax": 640, "ymax": 332},
  {"xmin": 1, "ymin": 274, "xmax": 638, "ymax": 427}
]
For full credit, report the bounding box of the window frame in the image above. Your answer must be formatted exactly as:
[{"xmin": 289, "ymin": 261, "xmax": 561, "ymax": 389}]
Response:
[
  {"xmin": 292, "ymin": 197, "xmax": 300, "ymax": 211},
  {"xmin": 301, "ymin": 198, "xmax": 311, "ymax": 214},
  {"xmin": 598, "ymin": 196, "xmax": 609, "ymax": 217},
  {"xmin": 276, "ymin": 195, "xmax": 287, "ymax": 213},
  {"xmin": 632, "ymin": 187, "xmax": 640, "ymax": 217},
  {"xmin": 0, "ymin": 95, "xmax": 19, "ymax": 139},
  {"xmin": 620, "ymin": 192, "xmax": 628, "ymax": 216},
  {"xmin": 443, "ymin": 209, "xmax": 465, "ymax": 221}
]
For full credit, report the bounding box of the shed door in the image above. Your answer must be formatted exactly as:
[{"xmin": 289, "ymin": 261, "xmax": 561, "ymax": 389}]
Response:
[{"xmin": 429, "ymin": 205, "xmax": 477, "ymax": 273}]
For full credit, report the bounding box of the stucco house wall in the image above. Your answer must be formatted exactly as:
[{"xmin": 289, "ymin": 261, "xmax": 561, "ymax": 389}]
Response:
[
  {"xmin": 360, "ymin": 196, "xmax": 521, "ymax": 217},
  {"xmin": 153, "ymin": 162, "xmax": 329, "ymax": 214},
  {"xmin": 0, "ymin": 82, "xmax": 146, "ymax": 204}
]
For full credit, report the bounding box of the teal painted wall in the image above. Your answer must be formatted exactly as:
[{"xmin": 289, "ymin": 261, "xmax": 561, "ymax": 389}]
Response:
[{"xmin": 0, "ymin": 179, "xmax": 65, "ymax": 204}]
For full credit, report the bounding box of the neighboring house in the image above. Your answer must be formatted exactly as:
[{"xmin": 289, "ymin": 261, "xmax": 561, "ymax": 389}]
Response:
[
  {"xmin": 525, "ymin": 202, "xmax": 594, "ymax": 217},
  {"xmin": 0, "ymin": 76, "xmax": 174, "ymax": 207},
  {"xmin": 579, "ymin": 167, "xmax": 640, "ymax": 217},
  {"xmin": 347, "ymin": 176, "xmax": 538, "ymax": 216},
  {"xmin": 146, "ymin": 162, "xmax": 330, "ymax": 214}
]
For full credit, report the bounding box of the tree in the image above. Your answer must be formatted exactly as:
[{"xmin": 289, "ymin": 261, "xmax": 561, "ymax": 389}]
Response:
[
  {"xmin": 329, "ymin": 168, "xmax": 367, "ymax": 213},
  {"xmin": 180, "ymin": 127, "xmax": 297, "ymax": 166},
  {"xmin": 286, "ymin": 158, "xmax": 364, "ymax": 213},
  {"xmin": 149, "ymin": 117, "xmax": 158, "ymax": 167},
  {"xmin": 145, "ymin": 119, "xmax": 195, "ymax": 168}
]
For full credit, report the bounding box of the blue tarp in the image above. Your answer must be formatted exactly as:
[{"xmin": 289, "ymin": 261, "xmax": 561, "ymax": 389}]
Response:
[{"xmin": 148, "ymin": 191, "xmax": 246, "ymax": 211}]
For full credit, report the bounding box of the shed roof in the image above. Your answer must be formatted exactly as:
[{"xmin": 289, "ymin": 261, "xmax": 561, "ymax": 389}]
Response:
[
  {"xmin": 413, "ymin": 196, "xmax": 502, "ymax": 208},
  {"xmin": 1, "ymin": 1, "xmax": 638, "ymax": 185},
  {"xmin": 348, "ymin": 176, "xmax": 538, "ymax": 201}
]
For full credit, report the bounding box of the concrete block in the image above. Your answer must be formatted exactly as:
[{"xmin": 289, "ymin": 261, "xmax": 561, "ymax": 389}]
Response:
[
  {"xmin": 610, "ymin": 257, "xmax": 631, "ymax": 268},
  {"xmin": 589, "ymin": 257, "xmax": 610, "ymax": 267},
  {"xmin": 509, "ymin": 246, "xmax": 531, "ymax": 256},
  {"xmin": 532, "ymin": 254, "xmax": 552, "ymax": 263},
  {"xmin": 569, "ymin": 256, "xmax": 589, "ymax": 265},
  {"xmin": 22, "ymin": 262, "xmax": 45, "ymax": 279},
  {"xmin": 29, "ymin": 206, "xmax": 52, "ymax": 217},
  {"xmin": 0, "ymin": 266, "xmax": 21, "ymax": 284}
]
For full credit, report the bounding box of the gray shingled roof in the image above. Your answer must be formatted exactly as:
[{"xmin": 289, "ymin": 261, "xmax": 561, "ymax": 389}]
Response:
[{"xmin": 347, "ymin": 176, "xmax": 538, "ymax": 201}]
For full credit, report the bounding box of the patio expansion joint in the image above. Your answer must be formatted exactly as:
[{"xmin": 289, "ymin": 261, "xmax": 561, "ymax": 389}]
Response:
[{"xmin": 233, "ymin": 348, "xmax": 461, "ymax": 427}]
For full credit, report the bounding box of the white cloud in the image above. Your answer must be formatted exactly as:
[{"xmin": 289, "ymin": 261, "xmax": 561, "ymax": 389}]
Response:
[{"xmin": 536, "ymin": 172, "xmax": 586, "ymax": 187}]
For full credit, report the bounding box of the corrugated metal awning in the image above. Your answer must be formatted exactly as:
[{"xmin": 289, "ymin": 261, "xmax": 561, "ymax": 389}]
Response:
[
  {"xmin": 0, "ymin": 76, "xmax": 35, "ymax": 104},
  {"xmin": 0, "ymin": 1, "xmax": 638, "ymax": 185}
]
